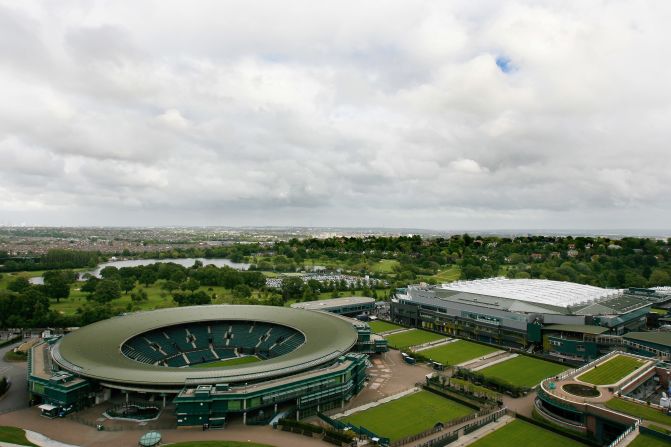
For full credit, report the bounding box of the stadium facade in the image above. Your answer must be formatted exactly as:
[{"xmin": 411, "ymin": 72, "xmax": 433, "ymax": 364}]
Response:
[
  {"xmin": 28, "ymin": 305, "xmax": 387, "ymax": 426},
  {"xmin": 392, "ymin": 278, "xmax": 671, "ymax": 361}
]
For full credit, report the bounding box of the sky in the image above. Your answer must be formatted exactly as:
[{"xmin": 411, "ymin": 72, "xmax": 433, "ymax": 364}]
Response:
[{"xmin": 1, "ymin": 1, "xmax": 670, "ymax": 230}]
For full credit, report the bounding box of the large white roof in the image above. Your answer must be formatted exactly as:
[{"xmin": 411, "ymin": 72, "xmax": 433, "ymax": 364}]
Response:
[{"xmin": 440, "ymin": 277, "xmax": 620, "ymax": 308}]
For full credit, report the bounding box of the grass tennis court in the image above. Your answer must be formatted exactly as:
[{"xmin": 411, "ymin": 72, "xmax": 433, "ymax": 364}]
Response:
[
  {"xmin": 340, "ymin": 390, "xmax": 474, "ymax": 441},
  {"xmin": 421, "ymin": 340, "xmax": 498, "ymax": 365},
  {"xmin": 577, "ymin": 355, "xmax": 646, "ymax": 385},
  {"xmin": 604, "ymin": 398, "xmax": 671, "ymax": 426},
  {"xmin": 479, "ymin": 355, "xmax": 568, "ymax": 388},
  {"xmin": 384, "ymin": 329, "xmax": 447, "ymax": 350},
  {"xmin": 368, "ymin": 320, "xmax": 405, "ymax": 333},
  {"xmin": 628, "ymin": 433, "xmax": 670, "ymax": 447},
  {"xmin": 469, "ymin": 419, "xmax": 587, "ymax": 447},
  {"xmin": 192, "ymin": 356, "xmax": 261, "ymax": 368}
]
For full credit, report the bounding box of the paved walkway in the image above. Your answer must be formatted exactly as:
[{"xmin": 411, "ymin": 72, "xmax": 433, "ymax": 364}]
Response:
[
  {"xmin": 470, "ymin": 353, "xmax": 517, "ymax": 372},
  {"xmin": 446, "ymin": 415, "xmax": 513, "ymax": 447},
  {"xmin": 0, "ymin": 408, "xmax": 330, "ymax": 447},
  {"xmin": 0, "ymin": 340, "xmax": 29, "ymax": 415},
  {"xmin": 330, "ymin": 387, "xmax": 419, "ymax": 419},
  {"xmin": 615, "ymin": 428, "xmax": 644, "ymax": 447},
  {"xmin": 405, "ymin": 411, "xmax": 511, "ymax": 447},
  {"xmin": 413, "ymin": 338, "xmax": 456, "ymax": 353},
  {"xmin": 461, "ymin": 352, "xmax": 512, "ymax": 371}
]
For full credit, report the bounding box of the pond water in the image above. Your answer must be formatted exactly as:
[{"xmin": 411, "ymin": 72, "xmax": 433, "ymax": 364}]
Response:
[{"xmin": 29, "ymin": 257, "xmax": 249, "ymax": 284}]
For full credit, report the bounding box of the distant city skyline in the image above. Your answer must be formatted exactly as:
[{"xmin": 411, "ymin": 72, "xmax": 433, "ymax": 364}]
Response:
[{"xmin": 1, "ymin": 1, "xmax": 670, "ymax": 229}]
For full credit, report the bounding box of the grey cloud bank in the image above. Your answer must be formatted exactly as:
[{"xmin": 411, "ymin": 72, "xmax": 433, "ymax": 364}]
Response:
[{"xmin": 0, "ymin": 1, "xmax": 670, "ymax": 230}]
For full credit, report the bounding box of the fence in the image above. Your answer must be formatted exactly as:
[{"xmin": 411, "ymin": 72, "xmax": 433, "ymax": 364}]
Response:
[
  {"xmin": 606, "ymin": 420, "xmax": 639, "ymax": 447},
  {"xmin": 67, "ymin": 412, "xmax": 175, "ymax": 431},
  {"xmin": 407, "ymin": 407, "xmax": 508, "ymax": 447},
  {"xmin": 421, "ymin": 383, "xmax": 485, "ymax": 411},
  {"xmin": 389, "ymin": 407, "xmax": 507, "ymax": 447},
  {"xmin": 639, "ymin": 426, "xmax": 671, "ymax": 443}
]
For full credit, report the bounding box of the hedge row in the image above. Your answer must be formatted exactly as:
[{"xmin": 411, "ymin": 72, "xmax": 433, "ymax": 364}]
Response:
[
  {"xmin": 0, "ymin": 336, "xmax": 22, "ymax": 349},
  {"xmin": 0, "ymin": 376, "xmax": 8, "ymax": 397},
  {"xmin": 453, "ymin": 368, "xmax": 528, "ymax": 398},
  {"xmin": 514, "ymin": 412, "xmax": 600, "ymax": 447},
  {"xmin": 277, "ymin": 418, "xmax": 355, "ymax": 445}
]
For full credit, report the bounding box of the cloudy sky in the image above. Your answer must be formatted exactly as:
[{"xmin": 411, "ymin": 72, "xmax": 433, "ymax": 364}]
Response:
[{"xmin": 1, "ymin": 1, "xmax": 670, "ymax": 230}]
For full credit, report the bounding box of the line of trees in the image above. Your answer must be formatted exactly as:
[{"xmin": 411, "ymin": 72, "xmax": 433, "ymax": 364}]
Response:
[
  {"xmin": 0, "ymin": 249, "xmax": 99, "ymax": 272},
  {"xmin": 139, "ymin": 234, "xmax": 671, "ymax": 290}
]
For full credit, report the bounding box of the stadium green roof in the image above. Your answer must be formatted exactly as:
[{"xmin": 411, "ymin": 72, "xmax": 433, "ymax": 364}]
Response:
[
  {"xmin": 623, "ymin": 331, "xmax": 671, "ymax": 349},
  {"xmin": 544, "ymin": 324, "xmax": 610, "ymax": 335},
  {"xmin": 53, "ymin": 305, "xmax": 358, "ymax": 387}
]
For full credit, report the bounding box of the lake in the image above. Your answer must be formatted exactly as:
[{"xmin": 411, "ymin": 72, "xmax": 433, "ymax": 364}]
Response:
[{"xmin": 29, "ymin": 258, "xmax": 249, "ymax": 284}]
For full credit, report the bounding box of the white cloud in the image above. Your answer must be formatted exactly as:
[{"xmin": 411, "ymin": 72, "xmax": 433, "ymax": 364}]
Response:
[
  {"xmin": 449, "ymin": 159, "xmax": 488, "ymax": 174},
  {"xmin": 0, "ymin": 0, "xmax": 669, "ymax": 229}
]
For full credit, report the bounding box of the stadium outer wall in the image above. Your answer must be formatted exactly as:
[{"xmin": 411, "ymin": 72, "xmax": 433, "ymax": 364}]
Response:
[{"xmin": 28, "ymin": 305, "xmax": 382, "ymax": 426}]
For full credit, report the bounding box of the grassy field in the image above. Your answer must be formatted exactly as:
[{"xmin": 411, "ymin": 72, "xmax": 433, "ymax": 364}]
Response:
[
  {"xmin": 384, "ymin": 329, "xmax": 447, "ymax": 350},
  {"xmin": 169, "ymin": 442, "xmax": 274, "ymax": 447},
  {"xmin": 648, "ymin": 425, "xmax": 671, "ymax": 435},
  {"xmin": 46, "ymin": 280, "xmax": 279, "ymax": 316},
  {"xmin": 2, "ymin": 269, "xmax": 391, "ymax": 316},
  {"xmin": 469, "ymin": 419, "xmax": 587, "ymax": 447},
  {"xmin": 421, "ymin": 340, "xmax": 498, "ymax": 366},
  {"xmin": 191, "ymin": 356, "xmax": 261, "ymax": 368},
  {"xmin": 628, "ymin": 433, "xmax": 670, "ymax": 447},
  {"xmin": 368, "ymin": 320, "xmax": 404, "ymax": 333},
  {"xmin": 370, "ymin": 259, "xmax": 400, "ymax": 273},
  {"xmin": 3, "ymin": 350, "xmax": 28, "ymax": 362},
  {"xmin": 577, "ymin": 355, "xmax": 646, "ymax": 385},
  {"xmin": 604, "ymin": 398, "xmax": 671, "ymax": 426},
  {"xmin": 419, "ymin": 266, "xmax": 461, "ymax": 283},
  {"xmin": 341, "ymin": 390, "xmax": 474, "ymax": 441},
  {"xmin": 479, "ymin": 355, "xmax": 569, "ymax": 388},
  {"xmin": 0, "ymin": 426, "xmax": 37, "ymax": 446}
]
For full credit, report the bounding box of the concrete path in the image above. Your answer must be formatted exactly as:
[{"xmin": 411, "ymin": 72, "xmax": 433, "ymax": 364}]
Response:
[
  {"xmin": 330, "ymin": 387, "xmax": 419, "ymax": 419},
  {"xmin": 447, "ymin": 415, "xmax": 514, "ymax": 447},
  {"xmin": 470, "ymin": 353, "xmax": 517, "ymax": 372},
  {"xmin": 0, "ymin": 407, "xmax": 331, "ymax": 447},
  {"xmin": 615, "ymin": 427, "xmax": 644, "ymax": 447},
  {"xmin": 413, "ymin": 338, "xmax": 457, "ymax": 353},
  {"xmin": 456, "ymin": 350, "xmax": 506, "ymax": 368},
  {"xmin": 25, "ymin": 430, "xmax": 80, "ymax": 447},
  {"xmin": 0, "ymin": 340, "xmax": 29, "ymax": 415}
]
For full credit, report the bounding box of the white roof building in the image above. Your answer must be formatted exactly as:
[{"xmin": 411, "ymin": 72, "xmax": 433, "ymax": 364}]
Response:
[{"xmin": 439, "ymin": 277, "xmax": 620, "ymax": 308}]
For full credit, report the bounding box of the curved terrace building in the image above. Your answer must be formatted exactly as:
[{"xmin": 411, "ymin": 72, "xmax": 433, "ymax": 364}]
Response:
[{"xmin": 28, "ymin": 305, "xmax": 384, "ymax": 427}]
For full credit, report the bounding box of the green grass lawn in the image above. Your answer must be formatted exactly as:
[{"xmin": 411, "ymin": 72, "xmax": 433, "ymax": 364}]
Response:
[
  {"xmin": 3, "ymin": 350, "xmax": 28, "ymax": 362},
  {"xmin": 368, "ymin": 320, "xmax": 404, "ymax": 333},
  {"xmin": 48, "ymin": 280, "xmax": 275, "ymax": 316},
  {"xmin": 370, "ymin": 259, "xmax": 400, "ymax": 274},
  {"xmin": 191, "ymin": 356, "xmax": 261, "ymax": 368},
  {"xmin": 651, "ymin": 308, "xmax": 668, "ymax": 315},
  {"xmin": 421, "ymin": 340, "xmax": 498, "ymax": 366},
  {"xmin": 648, "ymin": 424, "xmax": 671, "ymax": 435},
  {"xmin": 0, "ymin": 426, "xmax": 37, "ymax": 446},
  {"xmin": 628, "ymin": 433, "xmax": 671, "ymax": 447},
  {"xmin": 418, "ymin": 266, "xmax": 461, "ymax": 283},
  {"xmin": 341, "ymin": 390, "xmax": 474, "ymax": 441},
  {"xmin": 469, "ymin": 419, "xmax": 587, "ymax": 447},
  {"xmin": 479, "ymin": 355, "xmax": 569, "ymax": 388},
  {"xmin": 384, "ymin": 329, "xmax": 447, "ymax": 350},
  {"xmin": 577, "ymin": 355, "xmax": 646, "ymax": 385},
  {"xmin": 605, "ymin": 398, "xmax": 671, "ymax": 426},
  {"xmin": 169, "ymin": 442, "xmax": 274, "ymax": 447}
]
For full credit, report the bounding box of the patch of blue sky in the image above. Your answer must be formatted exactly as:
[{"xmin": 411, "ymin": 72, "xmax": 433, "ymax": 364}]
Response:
[{"xmin": 495, "ymin": 56, "xmax": 513, "ymax": 73}]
